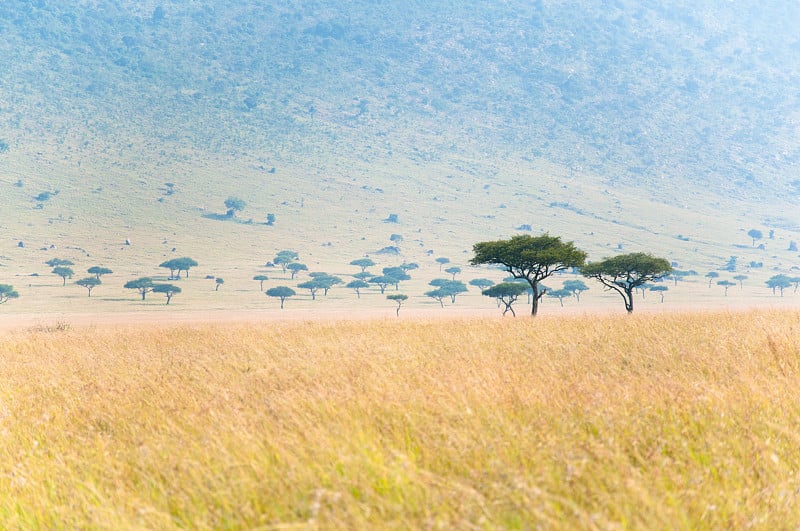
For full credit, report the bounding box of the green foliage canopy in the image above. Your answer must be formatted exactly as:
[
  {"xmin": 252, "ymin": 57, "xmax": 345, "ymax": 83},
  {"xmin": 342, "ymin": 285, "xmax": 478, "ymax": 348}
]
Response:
[{"xmin": 581, "ymin": 253, "xmax": 672, "ymax": 313}]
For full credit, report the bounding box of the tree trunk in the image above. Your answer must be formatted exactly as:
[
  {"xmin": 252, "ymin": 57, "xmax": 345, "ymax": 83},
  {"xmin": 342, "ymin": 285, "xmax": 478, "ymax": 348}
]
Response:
[
  {"xmin": 624, "ymin": 287, "xmax": 634, "ymax": 313},
  {"xmin": 531, "ymin": 283, "xmax": 539, "ymax": 316}
]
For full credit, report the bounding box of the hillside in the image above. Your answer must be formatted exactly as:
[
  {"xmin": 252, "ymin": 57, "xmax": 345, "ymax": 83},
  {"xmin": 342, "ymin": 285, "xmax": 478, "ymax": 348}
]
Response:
[{"xmin": 1, "ymin": 0, "xmax": 800, "ymax": 317}]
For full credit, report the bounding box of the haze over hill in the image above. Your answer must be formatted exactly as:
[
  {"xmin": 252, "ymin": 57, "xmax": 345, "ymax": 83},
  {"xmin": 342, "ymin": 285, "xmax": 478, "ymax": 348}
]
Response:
[{"xmin": 1, "ymin": 0, "xmax": 800, "ymax": 316}]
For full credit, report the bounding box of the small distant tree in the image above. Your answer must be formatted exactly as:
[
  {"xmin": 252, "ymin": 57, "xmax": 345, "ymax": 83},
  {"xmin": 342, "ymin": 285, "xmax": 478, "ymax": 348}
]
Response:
[
  {"xmin": 346, "ymin": 279, "xmax": 370, "ymax": 298},
  {"xmin": 225, "ymin": 197, "xmax": 246, "ymax": 217},
  {"xmin": 435, "ymin": 257, "xmax": 450, "ymax": 271},
  {"xmin": 469, "ymin": 278, "xmax": 495, "ymax": 290},
  {"xmin": 253, "ymin": 275, "xmax": 269, "ymax": 290},
  {"xmin": 312, "ymin": 274, "xmax": 342, "ymax": 295},
  {"xmin": 733, "ymin": 274, "xmax": 748, "ymax": 289},
  {"xmin": 159, "ymin": 259, "xmax": 181, "ymax": 279},
  {"xmin": 287, "ymin": 262, "xmax": 308, "ymax": 279},
  {"xmin": 45, "ymin": 258, "xmax": 74, "ymax": 267},
  {"xmin": 0, "ymin": 284, "xmax": 20, "ymax": 304},
  {"xmin": 428, "ymin": 279, "xmax": 468, "ymax": 303},
  {"xmin": 52, "ymin": 266, "xmax": 74, "ymax": 286},
  {"xmin": 175, "ymin": 257, "xmax": 198, "ymax": 277},
  {"xmin": 444, "ymin": 266, "xmax": 462, "ymax": 280},
  {"xmin": 747, "ymin": 229, "xmax": 763, "ymax": 247},
  {"xmin": 425, "ymin": 288, "xmax": 448, "ymax": 308},
  {"xmin": 87, "ymin": 266, "xmax": 113, "ymax": 280},
  {"xmin": 76, "ymin": 277, "xmax": 101, "ymax": 297},
  {"xmin": 352, "ymin": 271, "xmax": 373, "ymax": 280},
  {"xmin": 400, "ymin": 262, "xmax": 419, "ymax": 272},
  {"xmin": 717, "ymin": 280, "xmax": 735, "ymax": 296},
  {"xmin": 298, "ymin": 279, "xmax": 322, "ymax": 300},
  {"xmin": 581, "ymin": 253, "xmax": 672, "ymax": 313},
  {"xmin": 370, "ymin": 275, "xmax": 397, "ymax": 294},
  {"xmin": 350, "ymin": 258, "xmax": 376, "ymax": 272},
  {"xmin": 482, "ymin": 282, "xmax": 529, "ymax": 316},
  {"xmin": 273, "ymin": 250, "xmax": 298, "ymax": 277},
  {"xmin": 382, "ymin": 267, "xmax": 410, "ymax": 289},
  {"xmin": 389, "ymin": 234, "xmax": 404, "ymax": 244},
  {"xmin": 266, "ymin": 213, "xmax": 276, "ymax": 226},
  {"xmin": 649, "ymin": 284, "xmax": 668, "ymax": 302},
  {"xmin": 215, "ymin": 278, "xmax": 224, "ymax": 291},
  {"xmin": 266, "ymin": 286, "xmax": 295, "ymax": 308},
  {"xmin": 124, "ymin": 277, "xmax": 154, "ymax": 300},
  {"xmin": 471, "ymin": 234, "xmax": 587, "ymax": 316},
  {"xmin": 790, "ymin": 277, "xmax": 800, "ymax": 294},
  {"xmin": 562, "ymin": 279, "xmax": 589, "ymax": 302},
  {"xmin": 160, "ymin": 257, "xmax": 198, "ymax": 279},
  {"xmin": 766, "ymin": 274, "xmax": 792, "ymax": 296},
  {"xmin": 546, "ymin": 288, "xmax": 572, "ymax": 307},
  {"xmin": 705, "ymin": 271, "xmax": 719, "ymax": 287},
  {"xmin": 152, "ymin": 284, "xmax": 181, "ymax": 304},
  {"xmin": 387, "ymin": 293, "xmax": 408, "ymax": 316}
]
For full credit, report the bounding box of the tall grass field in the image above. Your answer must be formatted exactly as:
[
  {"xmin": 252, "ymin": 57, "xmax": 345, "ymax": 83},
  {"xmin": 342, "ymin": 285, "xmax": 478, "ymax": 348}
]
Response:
[{"xmin": 2, "ymin": 311, "xmax": 800, "ymax": 528}]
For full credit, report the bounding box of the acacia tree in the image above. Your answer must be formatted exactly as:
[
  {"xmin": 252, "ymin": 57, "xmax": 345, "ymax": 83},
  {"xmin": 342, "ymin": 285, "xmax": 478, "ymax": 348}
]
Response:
[
  {"xmin": 733, "ymin": 274, "xmax": 748, "ymax": 289},
  {"xmin": 152, "ymin": 284, "xmax": 181, "ymax": 304},
  {"xmin": 225, "ymin": 197, "xmax": 246, "ymax": 218},
  {"xmin": 160, "ymin": 257, "xmax": 198, "ymax": 279},
  {"xmin": 52, "ymin": 266, "xmax": 74, "ymax": 286},
  {"xmin": 581, "ymin": 253, "xmax": 672, "ymax": 313},
  {"xmin": 382, "ymin": 267, "xmax": 410, "ymax": 289},
  {"xmin": 87, "ymin": 266, "xmax": 113, "ymax": 280},
  {"xmin": 717, "ymin": 280, "xmax": 735, "ymax": 296},
  {"xmin": 766, "ymin": 274, "xmax": 792, "ymax": 296},
  {"xmin": 547, "ymin": 288, "xmax": 572, "ymax": 307},
  {"xmin": 266, "ymin": 286, "xmax": 295, "ymax": 308},
  {"xmin": 346, "ymin": 279, "xmax": 370, "ymax": 298},
  {"xmin": 471, "ymin": 234, "xmax": 587, "ymax": 316},
  {"xmin": 124, "ymin": 277, "xmax": 154, "ymax": 300},
  {"xmin": 273, "ymin": 250, "xmax": 298, "ymax": 277},
  {"xmin": 215, "ymin": 278, "xmax": 224, "ymax": 291},
  {"xmin": 350, "ymin": 258, "xmax": 376, "ymax": 272},
  {"xmin": 563, "ymin": 279, "xmax": 589, "ymax": 302},
  {"xmin": 482, "ymin": 282, "xmax": 529, "ymax": 316},
  {"xmin": 369, "ymin": 275, "xmax": 396, "ymax": 294},
  {"xmin": 748, "ymin": 229, "xmax": 763, "ymax": 247},
  {"xmin": 444, "ymin": 266, "xmax": 462, "ymax": 280},
  {"xmin": 0, "ymin": 284, "xmax": 19, "ymax": 304},
  {"xmin": 287, "ymin": 262, "xmax": 308, "ymax": 279},
  {"xmin": 705, "ymin": 271, "xmax": 719, "ymax": 288},
  {"xmin": 469, "ymin": 278, "xmax": 495, "ymax": 290},
  {"xmin": 76, "ymin": 277, "xmax": 101, "ymax": 297},
  {"xmin": 45, "ymin": 258, "xmax": 74, "ymax": 267},
  {"xmin": 428, "ymin": 279, "xmax": 468, "ymax": 303},
  {"xmin": 387, "ymin": 293, "xmax": 408, "ymax": 316},
  {"xmin": 253, "ymin": 275, "xmax": 269, "ymax": 290},
  {"xmin": 649, "ymin": 284, "xmax": 668, "ymax": 302},
  {"xmin": 435, "ymin": 257, "xmax": 450, "ymax": 271},
  {"xmin": 425, "ymin": 288, "xmax": 448, "ymax": 308}
]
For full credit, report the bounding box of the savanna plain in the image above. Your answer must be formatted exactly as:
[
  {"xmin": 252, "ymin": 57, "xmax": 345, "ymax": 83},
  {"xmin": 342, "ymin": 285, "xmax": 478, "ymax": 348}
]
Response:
[{"xmin": 2, "ymin": 310, "xmax": 799, "ymax": 529}]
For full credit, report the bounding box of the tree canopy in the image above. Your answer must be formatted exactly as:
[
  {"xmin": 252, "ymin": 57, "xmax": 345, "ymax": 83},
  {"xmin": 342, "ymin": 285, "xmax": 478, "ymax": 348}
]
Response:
[
  {"xmin": 152, "ymin": 283, "xmax": 181, "ymax": 304},
  {"xmin": 266, "ymin": 286, "xmax": 295, "ymax": 308},
  {"xmin": 253, "ymin": 275, "xmax": 269, "ymax": 290},
  {"xmin": 160, "ymin": 257, "xmax": 198, "ymax": 278},
  {"xmin": 87, "ymin": 266, "xmax": 113, "ymax": 280},
  {"xmin": 350, "ymin": 258, "xmax": 376, "ymax": 272},
  {"xmin": 482, "ymin": 282, "xmax": 529, "ymax": 316},
  {"xmin": 76, "ymin": 277, "xmax": 101, "ymax": 296},
  {"xmin": 387, "ymin": 293, "xmax": 408, "ymax": 316},
  {"xmin": 766, "ymin": 274, "xmax": 792, "ymax": 296},
  {"xmin": 224, "ymin": 197, "xmax": 246, "ymax": 217},
  {"xmin": 52, "ymin": 266, "xmax": 74, "ymax": 286},
  {"xmin": 581, "ymin": 253, "xmax": 672, "ymax": 313},
  {"xmin": 124, "ymin": 277, "xmax": 155, "ymax": 300},
  {"xmin": 470, "ymin": 234, "xmax": 587, "ymax": 316},
  {"xmin": 0, "ymin": 284, "xmax": 19, "ymax": 304}
]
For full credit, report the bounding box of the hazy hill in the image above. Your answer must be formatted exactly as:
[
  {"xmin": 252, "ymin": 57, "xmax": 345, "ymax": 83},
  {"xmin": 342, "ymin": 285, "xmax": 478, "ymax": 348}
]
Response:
[{"xmin": 1, "ymin": 0, "xmax": 799, "ymax": 315}]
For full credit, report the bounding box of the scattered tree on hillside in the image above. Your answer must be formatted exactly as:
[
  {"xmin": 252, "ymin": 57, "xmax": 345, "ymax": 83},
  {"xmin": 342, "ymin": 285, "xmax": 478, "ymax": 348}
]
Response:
[
  {"xmin": 469, "ymin": 278, "xmax": 495, "ymax": 290},
  {"xmin": 444, "ymin": 266, "xmax": 462, "ymax": 280},
  {"xmin": 435, "ymin": 257, "xmax": 450, "ymax": 271},
  {"xmin": 428, "ymin": 279, "xmax": 467, "ymax": 303},
  {"xmin": 747, "ymin": 228, "xmax": 763, "ymax": 247},
  {"xmin": 389, "ymin": 234, "xmax": 404, "ymax": 244},
  {"xmin": 382, "ymin": 267, "xmax": 410, "ymax": 289},
  {"xmin": 400, "ymin": 262, "xmax": 419, "ymax": 272},
  {"xmin": 562, "ymin": 279, "xmax": 589, "ymax": 301},
  {"xmin": 298, "ymin": 279, "xmax": 322, "ymax": 300},
  {"xmin": 717, "ymin": 279, "xmax": 735, "ymax": 296},
  {"xmin": 160, "ymin": 257, "xmax": 198, "ymax": 279},
  {"xmin": 52, "ymin": 266, "xmax": 74, "ymax": 286},
  {"xmin": 124, "ymin": 278, "xmax": 154, "ymax": 300},
  {"xmin": 76, "ymin": 277, "xmax": 101, "ymax": 297},
  {"xmin": 649, "ymin": 284, "xmax": 668, "ymax": 302},
  {"xmin": 346, "ymin": 279, "xmax": 370, "ymax": 298},
  {"xmin": 253, "ymin": 275, "xmax": 269, "ymax": 290},
  {"xmin": 287, "ymin": 262, "xmax": 308, "ymax": 279},
  {"xmin": 705, "ymin": 271, "xmax": 719, "ymax": 287},
  {"xmin": 425, "ymin": 288, "xmax": 449, "ymax": 308},
  {"xmin": 766, "ymin": 274, "xmax": 792, "ymax": 296},
  {"xmin": 581, "ymin": 253, "xmax": 672, "ymax": 313},
  {"xmin": 273, "ymin": 250, "xmax": 298, "ymax": 277},
  {"xmin": 152, "ymin": 284, "xmax": 181, "ymax": 304},
  {"xmin": 266, "ymin": 213, "xmax": 276, "ymax": 226},
  {"xmin": 387, "ymin": 293, "xmax": 408, "ymax": 316},
  {"xmin": 350, "ymin": 258, "xmax": 376, "ymax": 272},
  {"xmin": 790, "ymin": 277, "xmax": 800, "ymax": 294},
  {"xmin": 482, "ymin": 282, "xmax": 528, "ymax": 316},
  {"xmin": 87, "ymin": 266, "xmax": 113, "ymax": 280},
  {"xmin": 225, "ymin": 197, "xmax": 246, "ymax": 218},
  {"xmin": 733, "ymin": 274, "xmax": 748, "ymax": 289},
  {"xmin": 266, "ymin": 286, "xmax": 295, "ymax": 309},
  {"xmin": 369, "ymin": 275, "xmax": 397, "ymax": 294},
  {"xmin": 352, "ymin": 271, "xmax": 373, "ymax": 281},
  {"xmin": 45, "ymin": 258, "xmax": 74, "ymax": 267},
  {"xmin": 546, "ymin": 288, "xmax": 572, "ymax": 307},
  {"xmin": 215, "ymin": 278, "xmax": 224, "ymax": 291},
  {"xmin": 0, "ymin": 284, "xmax": 19, "ymax": 304},
  {"xmin": 309, "ymin": 274, "xmax": 342, "ymax": 295},
  {"xmin": 471, "ymin": 234, "xmax": 587, "ymax": 316}
]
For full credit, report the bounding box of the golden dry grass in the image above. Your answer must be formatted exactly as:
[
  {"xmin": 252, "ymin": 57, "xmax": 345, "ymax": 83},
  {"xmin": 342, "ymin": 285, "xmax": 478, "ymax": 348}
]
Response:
[{"xmin": 2, "ymin": 310, "xmax": 800, "ymax": 528}]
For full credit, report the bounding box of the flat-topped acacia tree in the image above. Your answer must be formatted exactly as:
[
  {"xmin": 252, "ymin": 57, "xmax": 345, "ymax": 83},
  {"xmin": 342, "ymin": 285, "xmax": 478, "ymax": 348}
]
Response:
[
  {"xmin": 350, "ymin": 258, "xmax": 376, "ymax": 272},
  {"xmin": 470, "ymin": 234, "xmax": 587, "ymax": 316},
  {"xmin": 253, "ymin": 275, "xmax": 269, "ymax": 290},
  {"xmin": 87, "ymin": 266, "xmax": 113, "ymax": 280},
  {"xmin": 387, "ymin": 293, "xmax": 408, "ymax": 316},
  {"xmin": 0, "ymin": 284, "xmax": 19, "ymax": 304},
  {"xmin": 152, "ymin": 284, "xmax": 181, "ymax": 304},
  {"xmin": 124, "ymin": 277, "xmax": 154, "ymax": 301},
  {"xmin": 482, "ymin": 282, "xmax": 528, "ymax": 317},
  {"xmin": 76, "ymin": 277, "xmax": 101, "ymax": 296},
  {"xmin": 581, "ymin": 253, "xmax": 672, "ymax": 313},
  {"xmin": 266, "ymin": 286, "xmax": 295, "ymax": 309},
  {"xmin": 52, "ymin": 266, "xmax": 74, "ymax": 286}
]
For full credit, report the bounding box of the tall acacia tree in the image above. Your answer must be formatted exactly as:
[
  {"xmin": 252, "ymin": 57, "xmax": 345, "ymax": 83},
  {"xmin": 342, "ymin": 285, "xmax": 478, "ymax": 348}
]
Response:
[
  {"xmin": 470, "ymin": 234, "xmax": 587, "ymax": 316},
  {"xmin": 581, "ymin": 253, "xmax": 672, "ymax": 313},
  {"xmin": 0, "ymin": 284, "xmax": 19, "ymax": 304}
]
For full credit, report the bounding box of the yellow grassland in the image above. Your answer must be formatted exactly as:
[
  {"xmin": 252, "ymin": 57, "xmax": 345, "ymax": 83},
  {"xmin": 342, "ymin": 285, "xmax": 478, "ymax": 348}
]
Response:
[{"xmin": 2, "ymin": 310, "xmax": 800, "ymax": 528}]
